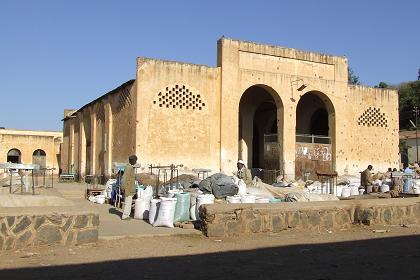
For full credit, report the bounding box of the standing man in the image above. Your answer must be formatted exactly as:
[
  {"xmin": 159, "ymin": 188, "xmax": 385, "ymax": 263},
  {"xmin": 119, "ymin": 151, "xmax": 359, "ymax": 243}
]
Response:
[
  {"xmin": 361, "ymin": 165, "xmax": 374, "ymax": 193},
  {"xmin": 234, "ymin": 160, "xmax": 253, "ymax": 186},
  {"xmin": 120, "ymin": 155, "xmax": 137, "ymax": 220}
]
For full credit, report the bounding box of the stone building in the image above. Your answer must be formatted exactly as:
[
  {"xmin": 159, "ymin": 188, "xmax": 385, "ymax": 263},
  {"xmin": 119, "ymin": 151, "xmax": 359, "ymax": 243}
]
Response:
[
  {"xmin": 0, "ymin": 128, "xmax": 62, "ymax": 174},
  {"xmin": 61, "ymin": 38, "xmax": 399, "ymax": 180},
  {"xmin": 399, "ymin": 130, "xmax": 420, "ymax": 165}
]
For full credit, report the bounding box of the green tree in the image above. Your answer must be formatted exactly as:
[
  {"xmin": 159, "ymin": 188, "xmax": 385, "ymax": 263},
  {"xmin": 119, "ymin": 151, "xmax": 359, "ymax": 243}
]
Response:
[
  {"xmin": 375, "ymin": 82, "xmax": 389, "ymax": 88},
  {"xmin": 398, "ymin": 80, "xmax": 420, "ymax": 130},
  {"xmin": 348, "ymin": 67, "xmax": 361, "ymax": 85}
]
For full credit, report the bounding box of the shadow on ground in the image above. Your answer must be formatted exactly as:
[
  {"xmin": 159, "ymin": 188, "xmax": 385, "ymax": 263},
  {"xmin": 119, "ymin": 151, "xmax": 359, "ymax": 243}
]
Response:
[
  {"xmin": 108, "ymin": 207, "xmax": 122, "ymax": 218},
  {"xmin": 1, "ymin": 235, "xmax": 420, "ymax": 280}
]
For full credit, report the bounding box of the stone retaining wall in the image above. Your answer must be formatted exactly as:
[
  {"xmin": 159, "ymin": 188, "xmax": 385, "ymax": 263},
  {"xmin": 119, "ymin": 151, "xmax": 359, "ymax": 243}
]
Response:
[
  {"xmin": 0, "ymin": 209, "xmax": 99, "ymax": 251},
  {"xmin": 200, "ymin": 198, "xmax": 420, "ymax": 237}
]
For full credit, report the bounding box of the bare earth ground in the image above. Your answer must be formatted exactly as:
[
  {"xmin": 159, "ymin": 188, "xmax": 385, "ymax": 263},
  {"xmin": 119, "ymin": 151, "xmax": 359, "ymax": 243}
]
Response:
[{"xmin": 1, "ymin": 225, "xmax": 420, "ymax": 280}]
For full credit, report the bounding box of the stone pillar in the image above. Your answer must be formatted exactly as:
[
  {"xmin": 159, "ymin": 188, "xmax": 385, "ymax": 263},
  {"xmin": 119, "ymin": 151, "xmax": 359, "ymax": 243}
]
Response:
[
  {"xmin": 68, "ymin": 121, "xmax": 75, "ymax": 174},
  {"xmin": 78, "ymin": 112, "xmax": 86, "ymax": 179},
  {"xmin": 90, "ymin": 108, "xmax": 97, "ymax": 175},
  {"xmin": 281, "ymin": 104, "xmax": 296, "ymax": 180},
  {"xmin": 104, "ymin": 101, "xmax": 113, "ymax": 177}
]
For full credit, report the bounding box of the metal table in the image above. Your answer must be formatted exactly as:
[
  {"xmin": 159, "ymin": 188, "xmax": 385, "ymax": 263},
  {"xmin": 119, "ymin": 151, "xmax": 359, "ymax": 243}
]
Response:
[{"xmin": 0, "ymin": 163, "xmax": 40, "ymax": 195}]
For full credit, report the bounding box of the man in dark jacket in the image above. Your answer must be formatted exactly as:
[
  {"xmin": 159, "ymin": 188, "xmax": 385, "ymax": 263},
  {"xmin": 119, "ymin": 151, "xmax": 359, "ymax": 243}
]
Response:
[{"xmin": 120, "ymin": 155, "xmax": 137, "ymax": 220}]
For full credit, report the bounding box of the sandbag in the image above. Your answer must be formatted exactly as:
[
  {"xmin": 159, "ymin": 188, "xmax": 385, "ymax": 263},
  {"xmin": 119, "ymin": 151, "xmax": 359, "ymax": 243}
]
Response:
[
  {"xmin": 105, "ymin": 179, "xmax": 117, "ymax": 199},
  {"xmin": 137, "ymin": 186, "xmax": 153, "ymax": 200},
  {"xmin": 149, "ymin": 199, "xmax": 161, "ymax": 224},
  {"xmin": 174, "ymin": 192, "xmax": 191, "ymax": 223},
  {"xmin": 196, "ymin": 194, "xmax": 215, "ymax": 220},
  {"xmin": 188, "ymin": 189, "xmax": 203, "ymax": 220},
  {"xmin": 134, "ymin": 199, "xmax": 150, "ymax": 220},
  {"xmin": 237, "ymin": 179, "xmax": 247, "ymax": 196},
  {"xmin": 153, "ymin": 197, "xmax": 177, "ymax": 228},
  {"xmin": 341, "ymin": 187, "xmax": 351, "ymax": 198},
  {"xmin": 198, "ymin": 173, "xmax": 238, "ymax": 199}
]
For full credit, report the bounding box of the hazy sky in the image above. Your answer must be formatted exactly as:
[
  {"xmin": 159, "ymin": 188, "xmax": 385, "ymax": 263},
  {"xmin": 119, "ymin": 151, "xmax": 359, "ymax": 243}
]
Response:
[{"xmin": 1, "ymin": 0, "xmax": 419, "ymax": 131}]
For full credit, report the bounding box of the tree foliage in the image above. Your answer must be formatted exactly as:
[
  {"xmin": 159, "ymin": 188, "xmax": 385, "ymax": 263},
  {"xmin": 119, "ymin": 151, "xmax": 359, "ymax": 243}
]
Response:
[
  {"xmin": 348, "ymin": 67, "xmax": 361, "ymax": 85},
  {"xmin": 398, "ymin": 80, "xmax": 420, "ymax": 130}
]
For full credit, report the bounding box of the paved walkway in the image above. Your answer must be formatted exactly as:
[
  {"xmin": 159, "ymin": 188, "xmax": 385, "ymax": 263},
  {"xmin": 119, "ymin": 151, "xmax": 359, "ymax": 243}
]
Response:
[{"xmin": 53, "ymin": 181, "xmax": 201, "ymax": 239}]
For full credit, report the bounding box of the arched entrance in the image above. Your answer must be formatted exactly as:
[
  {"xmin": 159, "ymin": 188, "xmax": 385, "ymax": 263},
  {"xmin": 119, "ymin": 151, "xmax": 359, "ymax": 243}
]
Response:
[
  {"xmin": 7, "ymin": 149, "xmax": 21, "ymax": 163},
  {"xmin": 32, "ymin": 149, "xmax": 46, "ymax": 168},
  {"xmin": 239, "ymin": 85, "xmax": 283, "ymax": 178},
  {"xmin": 295, "ymin": 91, "xmax": 335, "ymax": 179}
]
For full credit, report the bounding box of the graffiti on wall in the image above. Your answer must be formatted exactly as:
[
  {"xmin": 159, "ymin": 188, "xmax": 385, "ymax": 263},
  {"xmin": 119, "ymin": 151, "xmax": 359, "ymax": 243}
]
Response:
[{"xmin": 296, "ymin": 143, "xmax": 332, "ymax": 161}]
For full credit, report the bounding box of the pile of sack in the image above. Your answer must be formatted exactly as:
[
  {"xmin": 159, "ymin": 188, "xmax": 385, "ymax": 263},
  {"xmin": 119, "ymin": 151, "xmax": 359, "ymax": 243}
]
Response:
[{"xmin": 132, "ymin": 185, "xmax": 216, "ymax": 228}]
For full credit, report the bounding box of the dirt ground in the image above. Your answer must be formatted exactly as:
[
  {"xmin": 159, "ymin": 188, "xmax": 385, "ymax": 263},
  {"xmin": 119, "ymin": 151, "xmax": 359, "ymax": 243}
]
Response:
[{"xmin": 1, "ymin": 225, "xmax": 420, "ymax": 280}]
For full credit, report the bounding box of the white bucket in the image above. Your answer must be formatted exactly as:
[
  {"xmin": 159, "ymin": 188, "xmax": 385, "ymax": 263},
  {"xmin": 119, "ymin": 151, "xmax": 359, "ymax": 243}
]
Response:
[
  {"xmin": 255, "ymin": 197, "xmax": 270, "ymax": 203},
  {"xmin": 95, "ymin": 195, "xmax": 106, "ymax": 204},
  {"xmin": 196, "ymin": 194, "xmax": 215, "ymax": 220},
  {"xmin": 241, "ymin": 195, "xmax": 256, "ymax": 203},
  {"xmin": 380, "ymin": 184, "xmax": 390, "ymax": 193},
  {"xmin": 341, "ymin": 187, "xmax": 351, "ymax": 198},
  {"xmin": 359, "ymin": 189, "xmax": 365, "ymax": 195},
  {"xmin": 226, "ymin": 195, "xmax": 241, "ymax": 204}
]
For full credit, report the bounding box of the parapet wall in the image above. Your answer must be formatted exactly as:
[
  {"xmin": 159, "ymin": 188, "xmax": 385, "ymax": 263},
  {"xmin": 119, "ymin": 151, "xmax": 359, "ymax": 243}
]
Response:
[
  {"xmin": 200, "ymin": 198, "xmax": 420, "ymax": 237},
  {"xmin": 0, "ymin": 207, "xmax": 99, "ymax": 251}
]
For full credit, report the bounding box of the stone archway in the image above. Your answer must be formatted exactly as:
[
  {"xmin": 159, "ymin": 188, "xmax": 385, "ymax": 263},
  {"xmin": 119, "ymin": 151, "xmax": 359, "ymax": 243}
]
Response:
[
  {"xmin": 295, "ymin": 91, "xmax": 335, "ymax": 179},
  {"xmin": 32, "ymin": 149, "xmax": 46, "ymax": 168},
  {"xmin": 238, "ymin": 85, "xmax": 284, "ymax": 175},
  {"xmin": 7, "ymin": 148, "xmax": 21, "ymax": 163}
]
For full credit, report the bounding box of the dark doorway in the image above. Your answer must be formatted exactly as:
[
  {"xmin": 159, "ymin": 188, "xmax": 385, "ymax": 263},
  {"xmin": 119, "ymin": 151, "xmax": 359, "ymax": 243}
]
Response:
[{"xmin": 7, "ymin": 149, "xmax": 21, "ymax": 163}]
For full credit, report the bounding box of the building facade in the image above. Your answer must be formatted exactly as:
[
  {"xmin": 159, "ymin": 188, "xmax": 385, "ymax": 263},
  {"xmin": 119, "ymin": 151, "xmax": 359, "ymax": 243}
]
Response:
[
  {"xmin": 62, "ymin": 38, "xmax": 399, "ymax": 180},
  {"xmin": 400, "ymin": 130, "xmax": 420, "ymax": 165},
  {"xmin": 0, "ymin": 128, "xmax": 62, "ymax": 174}
]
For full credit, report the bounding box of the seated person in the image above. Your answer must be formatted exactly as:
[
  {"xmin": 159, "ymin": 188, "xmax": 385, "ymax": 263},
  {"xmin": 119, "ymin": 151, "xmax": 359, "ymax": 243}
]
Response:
[{"xmin": 234, "ymin": 160, "xmax": 253, "ymax": 186}]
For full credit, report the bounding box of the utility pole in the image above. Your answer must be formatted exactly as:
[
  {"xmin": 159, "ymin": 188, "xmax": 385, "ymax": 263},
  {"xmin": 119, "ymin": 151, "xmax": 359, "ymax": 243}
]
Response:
[{"xmin": 414, "ymin": 106, "xmax": 419, "ymax": 163}]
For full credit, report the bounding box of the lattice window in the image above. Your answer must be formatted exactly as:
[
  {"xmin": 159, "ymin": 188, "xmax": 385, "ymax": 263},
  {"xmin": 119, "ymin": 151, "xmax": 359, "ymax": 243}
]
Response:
[
  {"xmin": 357, "ymin": 107, "xmax": 388, "ymax": 127},
  {"xmin": 153, "ymin": 84, "xmax": 206, "ymax": 110}
]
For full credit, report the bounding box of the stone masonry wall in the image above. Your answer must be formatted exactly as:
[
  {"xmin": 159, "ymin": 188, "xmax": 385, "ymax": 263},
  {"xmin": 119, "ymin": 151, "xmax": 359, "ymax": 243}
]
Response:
[
  {"xmin": 201, "ymin": 198, "xmax": 420, "ymax": 238},
  {"xmin": 0, "ymin": 213, "xmax": 99, "ymax": 251}
]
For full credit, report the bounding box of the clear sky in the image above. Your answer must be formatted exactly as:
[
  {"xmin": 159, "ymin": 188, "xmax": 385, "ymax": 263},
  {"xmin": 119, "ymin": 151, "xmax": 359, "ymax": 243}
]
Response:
[{"xmin": 1, "ymin": 0, "xmax": 419, "ymax": 131}]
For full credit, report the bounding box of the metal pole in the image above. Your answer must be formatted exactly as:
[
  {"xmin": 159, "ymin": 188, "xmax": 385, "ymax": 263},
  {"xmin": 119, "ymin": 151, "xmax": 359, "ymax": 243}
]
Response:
[{"xmin": 415, "ymin": 106, "xmax": 419, "ymax": 163}]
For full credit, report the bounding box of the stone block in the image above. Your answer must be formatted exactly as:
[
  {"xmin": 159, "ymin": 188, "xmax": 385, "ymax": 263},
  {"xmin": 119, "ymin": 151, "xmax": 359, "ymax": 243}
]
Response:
[
  {"xmin": 15, "ymin": 231, "xmax": 32, "ymax": 249},
  {"xmin": 0, "ymin": 221, "xmax": 7, "ymax": 235},
  {"xmin": 0, "ymin": 236, "xmax": 3, "ymax": 250},
  {"xmin": 286, "ymin": 211, "xmax": 300, "ymax": 228},
  {"xmin": 61, "ymin": 217, "xmax": 73, "ymax": 232},
  {"xmin": 91, "ymin": 215, "xmax": 99, "ymax": 227},
  {"xmin": 226, "ymin": 221, "xmax": 239, "ymax": 236},
  {"xmin": 335, "ymin": 211, "xmax": 350, "ymax": 225},
  {"xmin": 205, "ymin": 223, "xmax": 225, "ymax": 237},
  {"xmin": 66, "ymin": 231, "xmax": 74, "ymax": 244},
  {"xmin": 307, "ymin": 211, "xmax": 321, "ymax": 227},
  {"xmin": 76, "ymin": 229, "xmax": 98, "ymax": 244},
  {"xmin": 47, "ymin": 213, "xmax": 63, "ymax": 225},
  {"xmin": 34, "ymin": 217, "xmax": 46, "ymax": 230},
  {"xmin": 362, "ymin": 208, "xmax": 374, "ymax": 226},
  {"xmin": 383, "ymin": 208, "xmax": 392, "ymax": 223},
  {"xmin": 6, "ymin": 216, "xmax": 15, "ymax": 228},
  {"xmin": 74, "ymin": 215, "xmax": 89, "ymax": 228},
  {"xmin": 272, "ymin": 215, "xmax": 286, "ymax": 232},
  {"xmin": 5, "ymin": 237, "xmax": 14, "ymax": 250},
  {"xmin": 37, "ymin": 225, "xmax": 62, "ymax": 245},
  {"xmin": 13, "ymin": 216, "xmax": 31, "ymax": 234},
  {"xmin": 248, "ymin": 218, "xmax": 262, "ymax": 233},
  {"xmin": 322, "ymin": 213, "xmax": 334, "ymax": 229}
]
